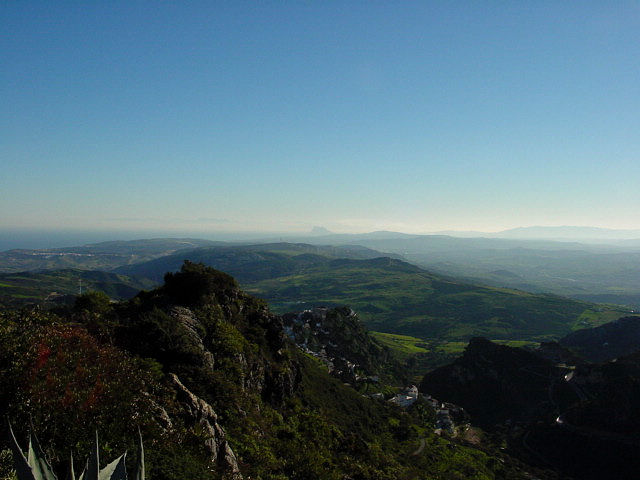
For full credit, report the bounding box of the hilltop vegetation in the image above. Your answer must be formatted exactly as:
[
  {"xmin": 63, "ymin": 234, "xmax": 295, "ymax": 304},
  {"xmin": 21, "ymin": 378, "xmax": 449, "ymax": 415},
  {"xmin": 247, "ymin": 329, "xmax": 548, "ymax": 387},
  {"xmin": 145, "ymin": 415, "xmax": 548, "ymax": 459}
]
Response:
[
  {"xmin": 114, "ymin": 242, "xmax": 396, "ymax": 282},
  {"xmin": 0, "ymin": 262, "xmax": 537, "ymax": 480},
  {"xmin": 246, "ymin": 256, "xmax": 626, "ymax": 341}
]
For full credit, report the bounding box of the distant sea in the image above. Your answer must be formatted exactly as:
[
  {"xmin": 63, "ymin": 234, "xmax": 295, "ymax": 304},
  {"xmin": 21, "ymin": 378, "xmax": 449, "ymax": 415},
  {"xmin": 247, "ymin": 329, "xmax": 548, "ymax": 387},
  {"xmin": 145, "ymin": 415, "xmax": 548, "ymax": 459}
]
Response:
[{"xmin": 0, "ymin": 229, "xmax": 147, "ymax": 251}]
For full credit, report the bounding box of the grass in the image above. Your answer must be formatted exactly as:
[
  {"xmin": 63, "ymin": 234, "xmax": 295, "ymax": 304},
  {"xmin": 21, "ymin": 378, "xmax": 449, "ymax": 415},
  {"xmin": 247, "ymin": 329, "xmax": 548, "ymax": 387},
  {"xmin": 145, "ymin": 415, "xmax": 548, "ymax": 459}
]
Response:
[
  {"xmin": 370, "ymin": 332, "xmax": 542, "ymax": 377},
  {"xmin": 369, "ymin": 332, "xmax": 430, "ymax": 355},
  {"xmin": 435, "ymin": 340, "xmax": 539, "ymax": 355},
  {"xmin": 494, "ymin": 339, "xmax": 540, "ymax": 349},
  {"xmin": 436, "ymin": 342, "xmax": 468, "ymax": 354},
  {"xmin": 572, "ymin": 308, "xmax": 632, "ymax": 330}
]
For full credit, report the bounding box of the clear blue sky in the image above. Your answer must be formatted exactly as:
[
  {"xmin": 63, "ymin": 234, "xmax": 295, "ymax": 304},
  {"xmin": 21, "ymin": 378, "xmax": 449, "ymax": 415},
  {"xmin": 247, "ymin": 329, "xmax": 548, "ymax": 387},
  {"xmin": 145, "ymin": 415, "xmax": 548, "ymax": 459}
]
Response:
[{"xmin": 2, "ymin": 1, "xmax": 639, "ymax": 234}]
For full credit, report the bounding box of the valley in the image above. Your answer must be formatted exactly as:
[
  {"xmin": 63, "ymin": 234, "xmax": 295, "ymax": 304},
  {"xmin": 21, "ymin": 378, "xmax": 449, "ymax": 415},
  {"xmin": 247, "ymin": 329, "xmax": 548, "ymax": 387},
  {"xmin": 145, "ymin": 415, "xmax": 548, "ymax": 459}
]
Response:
[{"xmin": 0, "ymin": 237, "xmax": 633, "ymax": 367}]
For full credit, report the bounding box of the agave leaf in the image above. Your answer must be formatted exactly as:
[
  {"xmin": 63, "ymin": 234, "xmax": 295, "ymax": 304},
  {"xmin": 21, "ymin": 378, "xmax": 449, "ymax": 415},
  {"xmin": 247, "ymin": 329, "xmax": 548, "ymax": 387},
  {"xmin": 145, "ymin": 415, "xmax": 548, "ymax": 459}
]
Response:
[
  {"xmin": 28, "ymin": 430, "xmax": 58, "ymax": 480},
  {"xmin": 66, "ymin": 453, "xmax": 75, "ymax": 480},
  {"xmin": 6, "ymin": 420, "xmax": 37, "ymax": 480},
  {"xmin": 132, "ymin": 429, "xmax": 144, "ymax": 480},
  {"xmin": 84, "ymin": 432, "xmax": 99, "ymax": 480},
  {"xmin": 98, "ymin": 453, "xmax": 127, "ymax": 480}
]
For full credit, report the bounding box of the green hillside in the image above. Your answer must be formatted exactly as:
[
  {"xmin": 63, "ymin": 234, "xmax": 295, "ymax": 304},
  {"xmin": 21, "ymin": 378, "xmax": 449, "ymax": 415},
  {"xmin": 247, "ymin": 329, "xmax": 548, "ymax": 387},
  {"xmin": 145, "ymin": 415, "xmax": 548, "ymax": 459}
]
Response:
[
  {"xmin": 304, "ymin": 233, "xmax": 640, "ymax": 309},
  {"xmin": 245, "ymin": 257, "xmax": 628, "ymax": 341},
  {"xmin": 0, "ymin": 269, "xmax": 156, "ymax": 305},
  {"xmin": 114, "ymin": 242, "xmax": 396, "ymax": 281},
  {"xmin": 119, "ymin": 244, "xmax": 630, "ymax": 343}
]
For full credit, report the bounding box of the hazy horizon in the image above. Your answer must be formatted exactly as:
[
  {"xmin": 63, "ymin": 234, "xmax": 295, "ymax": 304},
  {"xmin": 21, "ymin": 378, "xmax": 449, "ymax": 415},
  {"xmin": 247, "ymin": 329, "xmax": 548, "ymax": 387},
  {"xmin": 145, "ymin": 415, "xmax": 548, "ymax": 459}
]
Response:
[
  {"xmin": 3, "ymin": 223, "xmax": 640, "ymax": 252},
  {"xmin": 3, "ymin": 3, "xmax": 639, "ymax": 234}
]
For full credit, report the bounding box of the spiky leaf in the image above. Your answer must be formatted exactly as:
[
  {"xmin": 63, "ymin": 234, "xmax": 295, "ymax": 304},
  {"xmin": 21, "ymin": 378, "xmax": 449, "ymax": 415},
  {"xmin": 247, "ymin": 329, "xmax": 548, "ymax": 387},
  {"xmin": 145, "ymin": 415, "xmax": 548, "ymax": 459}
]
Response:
[
  {"xmin": 98, "ymin": 453, "xmax": 126, "ymax": 480},
  {"xmin": 7, "ymin": 420, "xmax": 36, "ymax": 480},
  {"xmin": 132, "ymin": 430, "xmax": 144, "ymax": 480},
  {"xmin": 67, "ymin": 453, "xmax": 75, "ymax": 480},
  {"xmin": 82, "ymin": 432, "xmax": 99, "ymax": 480},
  {"xmin": 28, "ymin": 432, "xmax": 57, "ymax": 480}
]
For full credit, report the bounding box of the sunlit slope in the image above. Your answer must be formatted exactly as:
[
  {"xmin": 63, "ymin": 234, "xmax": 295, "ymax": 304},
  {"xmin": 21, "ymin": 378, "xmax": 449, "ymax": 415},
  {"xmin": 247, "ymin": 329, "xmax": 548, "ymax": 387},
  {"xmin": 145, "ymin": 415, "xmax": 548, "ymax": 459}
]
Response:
[
  {"xmin": 115, "ymin": 242, "xmax": 396, "ymax": 282},
  {"xmin": 244, "ymin": 257, "xmax": 628, "ymax": 342},
  {"xmin": 118, "ymin": 243, "xmax": 629, "ymax": 342}
]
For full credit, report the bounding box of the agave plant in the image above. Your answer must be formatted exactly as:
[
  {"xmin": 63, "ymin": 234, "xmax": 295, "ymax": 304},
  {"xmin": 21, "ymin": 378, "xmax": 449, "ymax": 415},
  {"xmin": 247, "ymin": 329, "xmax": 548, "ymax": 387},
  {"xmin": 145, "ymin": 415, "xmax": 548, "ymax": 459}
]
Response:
[{"xmin": 7, "ymin": 421, "xmax": 144, "ymax": 480}]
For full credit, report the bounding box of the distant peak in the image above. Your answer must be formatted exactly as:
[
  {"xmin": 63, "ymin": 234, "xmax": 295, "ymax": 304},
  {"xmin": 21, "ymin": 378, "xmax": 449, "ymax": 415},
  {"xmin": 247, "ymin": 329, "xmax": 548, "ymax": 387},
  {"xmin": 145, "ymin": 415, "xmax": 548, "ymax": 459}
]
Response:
[{"xmin": 310, "ymin": 226, "xmax": 332, "ymax": 236}]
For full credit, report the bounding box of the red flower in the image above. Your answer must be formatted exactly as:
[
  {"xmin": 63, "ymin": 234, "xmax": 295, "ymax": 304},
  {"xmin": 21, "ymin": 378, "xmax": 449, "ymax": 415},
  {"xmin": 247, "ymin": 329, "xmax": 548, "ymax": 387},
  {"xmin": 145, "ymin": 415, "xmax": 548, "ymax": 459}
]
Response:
[{"xmin": 35, "ymin": 342, "xmax": 52, "ymax": 369}]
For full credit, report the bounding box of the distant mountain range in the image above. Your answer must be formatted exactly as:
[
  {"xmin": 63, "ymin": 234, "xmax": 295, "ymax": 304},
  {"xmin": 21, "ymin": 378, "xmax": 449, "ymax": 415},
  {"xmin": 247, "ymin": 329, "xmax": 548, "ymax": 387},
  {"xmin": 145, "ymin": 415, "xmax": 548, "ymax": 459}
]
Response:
[
  {"xmin": 431, "ymin": 226, "xmax": 640, "ymax": 241},
  {"xmin": 295, "ymin": 232, "xmax": 640, "ymax": 308},
  {"xmin": 490, "ymin": 226, "xmax": 640, "ymax": 241},
  {"xmin": 286, "ymin": 226, "xmax": 640, "ymax": 243}
]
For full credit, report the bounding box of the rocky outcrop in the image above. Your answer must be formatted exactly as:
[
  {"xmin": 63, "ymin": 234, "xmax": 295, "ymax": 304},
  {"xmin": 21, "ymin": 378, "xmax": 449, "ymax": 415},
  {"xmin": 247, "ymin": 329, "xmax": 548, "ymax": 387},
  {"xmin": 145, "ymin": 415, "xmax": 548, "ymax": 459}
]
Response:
[
  {"xmin": 282, "ymin": 306, "xmax": 401, "ymax": 384},
  {"xmin": 170, "ymin": 306, "xmax": 215, "ymax": 370},
  {"xmin": 168, "ymin": 373, "xmax": 242, "ymax": 479}
]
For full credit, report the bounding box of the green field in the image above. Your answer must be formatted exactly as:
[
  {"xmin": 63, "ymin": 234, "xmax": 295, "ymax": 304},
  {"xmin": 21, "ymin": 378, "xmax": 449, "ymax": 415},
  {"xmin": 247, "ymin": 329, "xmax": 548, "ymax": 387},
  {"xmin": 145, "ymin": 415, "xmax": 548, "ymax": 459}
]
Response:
[
  {"xmin": 372, "ymin": 333, "xmax": 540, "ymax": 360},
  {"xmin": 370, "ymin": 332, "xmax": 542, "ymax": 378},
  {"xmin": 370, "ymin": 332, "xmax": 430, "ymax": 355}
]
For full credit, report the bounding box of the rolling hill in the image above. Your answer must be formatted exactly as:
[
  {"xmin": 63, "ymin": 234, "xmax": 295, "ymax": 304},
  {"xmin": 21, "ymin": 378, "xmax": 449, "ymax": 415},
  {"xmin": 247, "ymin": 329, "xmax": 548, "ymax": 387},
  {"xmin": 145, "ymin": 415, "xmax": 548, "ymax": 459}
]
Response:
[
  {"xmin": 117, "ymin": 243, "xmax": 630, "ymax": 343},
  {"xmin": 297, "ymin": 232, "xmax": 640, "ymax": 308},
  {"xmin": 114, "ymin": 242, "xmax": 397, "ymax": 282},
  {"xmin": 0, "ymin": 269, "xmax": 156, "ymax": 305}
]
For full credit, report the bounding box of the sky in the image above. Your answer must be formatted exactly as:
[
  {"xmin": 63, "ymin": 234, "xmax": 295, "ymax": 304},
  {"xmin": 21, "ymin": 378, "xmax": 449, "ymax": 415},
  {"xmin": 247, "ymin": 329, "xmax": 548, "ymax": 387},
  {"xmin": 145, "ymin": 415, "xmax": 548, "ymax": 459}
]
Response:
[{"xmin": 2, "ymin": 1, "xmax": 640, "ymax": 235}]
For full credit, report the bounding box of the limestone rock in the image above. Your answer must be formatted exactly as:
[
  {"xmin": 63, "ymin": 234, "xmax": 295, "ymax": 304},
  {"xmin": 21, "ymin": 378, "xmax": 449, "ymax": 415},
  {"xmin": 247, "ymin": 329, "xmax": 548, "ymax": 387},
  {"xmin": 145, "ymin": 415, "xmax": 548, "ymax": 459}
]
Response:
[{"xmin": 167, "ymin": 373, "xmax": 242, "ymax": 479}]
